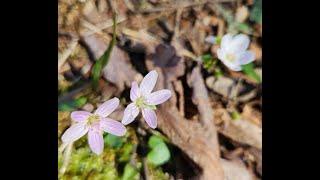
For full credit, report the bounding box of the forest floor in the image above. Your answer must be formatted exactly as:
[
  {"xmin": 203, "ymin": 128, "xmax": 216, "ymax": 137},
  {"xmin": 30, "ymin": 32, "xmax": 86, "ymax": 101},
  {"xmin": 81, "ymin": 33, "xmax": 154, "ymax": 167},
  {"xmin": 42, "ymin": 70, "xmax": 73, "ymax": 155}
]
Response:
[{"xmin": 58, "ymin": 0, "xmax": 262, "ymax": 179}]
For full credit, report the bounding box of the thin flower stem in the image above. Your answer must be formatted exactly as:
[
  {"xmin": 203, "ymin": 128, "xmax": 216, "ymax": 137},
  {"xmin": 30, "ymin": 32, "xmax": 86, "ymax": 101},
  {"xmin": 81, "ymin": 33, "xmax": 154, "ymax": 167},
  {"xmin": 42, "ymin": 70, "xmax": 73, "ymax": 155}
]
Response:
[
  {"xmin": 58, "ymin": 142, "xmax": 68, "ymax": 154},
  {"xmin": 59, "ymin": 142, "xmax": 73, "ymax": 176}
]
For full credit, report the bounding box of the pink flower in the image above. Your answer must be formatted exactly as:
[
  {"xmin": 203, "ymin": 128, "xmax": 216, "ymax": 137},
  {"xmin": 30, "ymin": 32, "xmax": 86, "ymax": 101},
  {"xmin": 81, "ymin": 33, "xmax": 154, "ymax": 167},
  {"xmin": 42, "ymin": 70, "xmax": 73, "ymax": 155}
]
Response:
[
  {"xmin": 61, "ymin": 97, "xmax": 126, "ymax": 155},
  {"xmin": 122, "ymin": 70, "xmax": 172, "ymax": 129}
]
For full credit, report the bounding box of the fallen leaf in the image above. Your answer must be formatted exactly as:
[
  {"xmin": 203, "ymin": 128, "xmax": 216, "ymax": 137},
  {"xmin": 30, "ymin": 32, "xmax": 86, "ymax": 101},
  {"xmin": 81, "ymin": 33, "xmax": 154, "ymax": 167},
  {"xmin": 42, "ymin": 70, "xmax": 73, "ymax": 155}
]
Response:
[
  {"xmin": 214, "ymin": 107, "xmax": 262, "ymax": 149},
  {"xmin": 81, "ymin": 34, "xmax": 142, "ymax": 91},
  {"xmin": 221, "ymin": 159, "xmax": 255, "ymax": 180}
]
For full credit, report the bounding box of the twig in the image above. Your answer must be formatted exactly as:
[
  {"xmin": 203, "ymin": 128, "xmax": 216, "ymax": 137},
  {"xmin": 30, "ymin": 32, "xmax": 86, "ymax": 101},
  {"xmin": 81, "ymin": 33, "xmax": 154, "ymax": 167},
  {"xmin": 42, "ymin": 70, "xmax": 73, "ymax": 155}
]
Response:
[
  {"xmin": 143, "ymin": 158, "xmax": 151, "ymax": 180},
  {"xmin": 173, "ymin": 81, "xmax": 185, "ymax": 117},
  {"xmin": 173, "ymin": 8, "xmax": 183, "ymax": 39},
  {"xmin": 138, "ymin": 0, "xmax": 235, "ymax": 13},
  {"xmin": 80, "ymin": 16, "xmax": 126, "ymax": 37}
]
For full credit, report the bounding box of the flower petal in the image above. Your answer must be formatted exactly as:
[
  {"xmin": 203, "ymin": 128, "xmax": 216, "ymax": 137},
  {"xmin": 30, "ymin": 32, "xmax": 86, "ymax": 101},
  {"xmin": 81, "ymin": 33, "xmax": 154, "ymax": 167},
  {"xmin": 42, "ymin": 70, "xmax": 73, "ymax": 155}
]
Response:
[
  {"xmin": 70, "ymin": 111, "xmax": 91, "ymax": 122},
  {"xmin": 142, "ymin": 108, "xmax": 157, "ymax": 129},
  {"xmin": 221, "ymin": 59, "xmax": 242, "ymax": 71},
  {"xmin": 221, "ymin": 34, "xmax": 233, "ymax": 50},
  {"xmin": 61, "ymin": 122, "xmax": 89, "ymax": 143},
  {"xmin": 146, "ymin": 90, "xmax": 172, "ymax": 105},
  {"xmin": 100, "ymin": 118, "xmax": 126, "ymax": 136},
  {"xmin": 121, "ymin": 103, "xmax": 139, "ymax": 125},
  {"xmin": 94, "ymin": 97, "xmax": 119, "ymax": 117},
  {"xmin": 217, "ymin": 48, "xmax": 242, "ymax": 71},
  {"xmin": 139, "ymin": 70, "xmax": 158, "ymax": 96},
  {"xmin": 88, "ymin": 128, "xmax": 104, "ymax": 155},
  {"xmin": 130, "ymin": 81, "xmax": 141, "ymax": 101},
  {"xmin": 239, "ymin": 51, "xmax": 255, "ymax": 65},
  {"xmin": 230, "ymin": 34, "xmax": 250, "ymax": 52}
]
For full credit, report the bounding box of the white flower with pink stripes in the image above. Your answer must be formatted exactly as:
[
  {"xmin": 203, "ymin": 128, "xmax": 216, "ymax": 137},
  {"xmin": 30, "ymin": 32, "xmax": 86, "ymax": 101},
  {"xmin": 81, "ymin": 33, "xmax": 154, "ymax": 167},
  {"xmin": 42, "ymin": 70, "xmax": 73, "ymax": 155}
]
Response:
[
  {"xmin": 122, "ymin": 70, "xmax": 172, "ymax": 129},
  {"xmin": 61, "ymin": 97, "xmax": 126, "ymax": 155},
  {"xmin": 217, "ymin": 33, "xmax": 255, "ymax": 71}
]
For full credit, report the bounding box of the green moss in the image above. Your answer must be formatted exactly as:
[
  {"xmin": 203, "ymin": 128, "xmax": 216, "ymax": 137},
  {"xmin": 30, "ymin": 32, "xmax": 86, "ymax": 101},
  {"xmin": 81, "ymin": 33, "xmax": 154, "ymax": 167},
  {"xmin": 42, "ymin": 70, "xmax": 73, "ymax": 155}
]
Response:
[
  {"xmin": 58, "ymin": 127, "xmax": 140, "ymax": 179},
  {"xmin": 147, "ymin": 163, "xmax": 170, "ymax": 180}
]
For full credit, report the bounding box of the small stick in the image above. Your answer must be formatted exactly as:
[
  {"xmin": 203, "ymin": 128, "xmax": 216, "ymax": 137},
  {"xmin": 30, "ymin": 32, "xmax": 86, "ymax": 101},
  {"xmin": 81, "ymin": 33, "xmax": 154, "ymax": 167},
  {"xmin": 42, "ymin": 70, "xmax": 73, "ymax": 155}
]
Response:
[
  {"xmin": 80, "ymin": 16, "xmax": 126, "ymax": 37},
  {"xmin": 173, "ymin": 81, "xmax": 185, "ymax": 117}
]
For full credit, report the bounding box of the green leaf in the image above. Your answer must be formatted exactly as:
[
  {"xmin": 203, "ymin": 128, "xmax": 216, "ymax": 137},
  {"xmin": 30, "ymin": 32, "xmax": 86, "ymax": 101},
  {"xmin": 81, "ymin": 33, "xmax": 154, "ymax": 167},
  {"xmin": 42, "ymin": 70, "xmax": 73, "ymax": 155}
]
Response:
[
  {"xmin": 250, "ymin": 0, "xmax": 262, "ymax": 24},
  {"xmin": 147, "ymin": 135, "xmax": 170, "ymax": 166},
  {"xmin": 147, "ymin": 143, "xmax": 171, "ymax": 166},
  {"xmin": 91, "ymin": 15, "xmax": 117, "ymax": 89},
  {"xmin": 121, "ymin": 163, "xmax": 140, "ymax": 180},
  {"xmin": 236, "ymin": 23, "xmax": 252, "ymax": 34},
  {"xmin": 201, "ymin": 54, "xmax": 218, "ymax": 72},
  {"xmin": 202, "ymin": 54, "xmax": 213, "ymax": 63},
  {"xmin": 58, "ymin": 97, "xmax": 87, "ymax": 111},
  {"xmin": 148, "ymin": 135, "xmax": 164, "ymax": 149},
  {"xmin": 241, "ymin": 63, "xmax": 261, "ymax": 83},
  {"xmin": 104, "ymin": 134, "xmax": 124, "ymax": 149}
]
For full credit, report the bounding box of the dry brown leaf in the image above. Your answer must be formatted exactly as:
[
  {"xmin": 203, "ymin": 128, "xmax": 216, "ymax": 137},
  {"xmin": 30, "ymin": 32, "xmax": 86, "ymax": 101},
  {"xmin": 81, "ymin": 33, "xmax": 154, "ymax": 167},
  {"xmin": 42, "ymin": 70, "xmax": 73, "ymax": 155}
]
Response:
[
  {"xmin": 188, "ymin": 66, "xmax": 220, "ymax": 156},
  {"xmin": 102, "ymin": 47, "xmax": 143, "ymax": 91},
  {"xmin": 241, "ymin": 104, "xmax": 262, "ymax": 127},
  {"xmin": 206, "ymin": 76, "xmax": 245, "ymax": 99},
  {"xmin": 81, "ymin": 34, "xmax": 142, "ymax": 91},
  {"xmin": 221, "ymin": 159, "xmax": 256, "ymax": 180},
  {"xmin": 214, "ymin": 108, "xmax": 261, "ymax": 149}
]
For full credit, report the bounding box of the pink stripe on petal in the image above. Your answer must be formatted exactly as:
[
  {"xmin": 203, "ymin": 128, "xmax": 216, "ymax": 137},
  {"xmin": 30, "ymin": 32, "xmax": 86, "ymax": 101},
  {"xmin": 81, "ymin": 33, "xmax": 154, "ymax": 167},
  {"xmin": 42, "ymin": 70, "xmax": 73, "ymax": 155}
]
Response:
[
  {"xmin": 61, "ymin": 122, "xmax": 89, "ymax": 143},
  {"xmin": 130, "ymin": 81, "xmax": 141, "ymax": 101},
  {"xmin": 71, "ymin": 111, "xmax": 91, "ymax": 122},
  {"xmin": 100, "ymin": 118, "xmax": 126, "ymax": 136},
  {"xmin": 139, "ymin": 70, "xmax": 158, "ymax": 96},
  {"xmin": 142, "ymin": 108, "xmax": 157, "ymax": 129},
  {"xmin": 121, "ymin": 103, "xmax": 139, "ymax": 125},
  {"xmin": 88, "ymin": 129, "xmax": 104, "ymax": 155},
  {"xmin": 94, "ymin": 97, "xmax": 119, "ymax": 117},
  {"xmin": 146, "ymin": 89, "xmax": 172, "ymax": 105}
]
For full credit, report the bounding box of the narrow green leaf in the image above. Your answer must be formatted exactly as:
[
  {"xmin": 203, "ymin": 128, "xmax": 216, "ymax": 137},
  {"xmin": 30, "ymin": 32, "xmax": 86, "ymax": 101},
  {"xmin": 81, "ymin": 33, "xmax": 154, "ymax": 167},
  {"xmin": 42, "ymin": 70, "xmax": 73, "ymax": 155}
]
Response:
[
  {"xmin": 91, "ymin": 14, "xmax": 117, "ymax": 89},
  {"xmin": 58, "ymin": 96, "xmax": 87, "ymax": 111},
  {"xmin": 241, "ymin": 63, "xmax": 261, "ymax": 83},
  {"xmin": 250, "ymin": 0, "xmax": 262, "ymax": 24}
]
